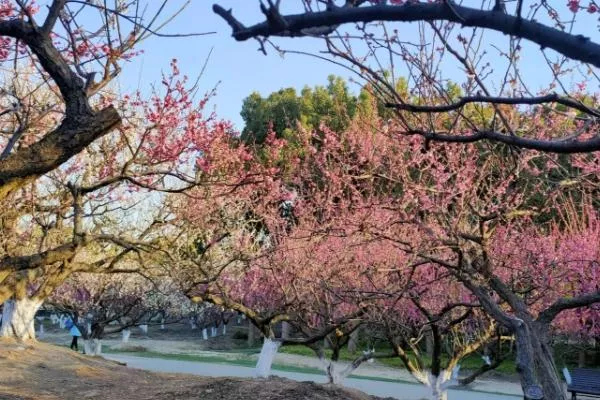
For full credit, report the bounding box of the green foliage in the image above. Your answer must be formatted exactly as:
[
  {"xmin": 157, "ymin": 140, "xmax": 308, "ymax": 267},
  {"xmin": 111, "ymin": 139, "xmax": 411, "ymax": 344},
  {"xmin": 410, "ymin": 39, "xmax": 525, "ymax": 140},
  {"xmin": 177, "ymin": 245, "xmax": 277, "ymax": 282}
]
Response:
[
  {"xmin": 240, "ymin": 75, "xmax": 358, "ymax": 144},
  {"xmin": 240, "ymin": 88, "xmax": 301, "ymax": 144}
]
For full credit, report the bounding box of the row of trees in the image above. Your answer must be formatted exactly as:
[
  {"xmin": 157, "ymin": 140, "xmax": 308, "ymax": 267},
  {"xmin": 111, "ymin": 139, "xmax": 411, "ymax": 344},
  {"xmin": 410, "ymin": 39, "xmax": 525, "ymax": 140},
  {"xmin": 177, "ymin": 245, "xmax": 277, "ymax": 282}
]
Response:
[
  {"xmin": 209, "ymin": 2, "xmax": 600, "ymax": 398},
  {"xmin": 0, "ymin": 1, "xmax": 599, "ymax": 400},
  {"xmin": 165, "ymin": 100, "xmax": 599, "ymax": 398}
]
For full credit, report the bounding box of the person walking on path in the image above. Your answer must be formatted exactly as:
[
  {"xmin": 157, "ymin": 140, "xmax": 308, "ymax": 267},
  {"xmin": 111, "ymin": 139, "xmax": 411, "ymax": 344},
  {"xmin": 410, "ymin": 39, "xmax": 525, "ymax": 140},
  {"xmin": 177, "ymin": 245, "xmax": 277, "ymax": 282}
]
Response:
[{"xmin": 65, "ymin": 318, "xmax": 82, "ymax": 351}]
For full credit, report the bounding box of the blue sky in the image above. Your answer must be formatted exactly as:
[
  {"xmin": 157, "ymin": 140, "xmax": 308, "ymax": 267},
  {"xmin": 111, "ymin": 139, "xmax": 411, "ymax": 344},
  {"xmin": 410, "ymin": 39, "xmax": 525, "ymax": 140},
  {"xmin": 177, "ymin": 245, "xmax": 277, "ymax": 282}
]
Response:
[
  {"xmin": 117, "ymin": 1, "xmax": 354, "ymax": 130},
  {"xmin": 115, "ymin": 1, "xmax": 600, "ymax": 131}
]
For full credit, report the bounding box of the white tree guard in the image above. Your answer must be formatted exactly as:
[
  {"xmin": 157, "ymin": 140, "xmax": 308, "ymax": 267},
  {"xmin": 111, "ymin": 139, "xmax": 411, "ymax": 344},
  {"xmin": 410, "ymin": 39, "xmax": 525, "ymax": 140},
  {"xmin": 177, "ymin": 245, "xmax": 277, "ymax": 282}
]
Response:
[
  {"xmin": 320, "ymin": 359, "xmax": 360, "ymax": 385},
  {"xmin": 255, "ymin": 338, "xmax": 281, "ymax": 378},
  {"xmin": 326, "ymin": 361, "xmax": 347, "ymax": 385},
  {"xmin": 83, "ymin": 339, "xmax": 102, "ymax": 356},
  {"xmin": 122, "ymin": 329, "xmax": 131, "ymax": 343},
  {"xmin": 202, "ymin": 328, "xmax": 208, "ymax": 340},
  {"xmin": 407, "ymin": 367, "xmax": 460, "ymax": 400},
  {"xmin": 0, "ymin": 300, "xmax": 15, "ymax": 337},
  {"xmin": 139, "ymin": 324, "xmax": 148, "ymax": 335},
  {"xmin": 0, "ymin": 298, "xmax": 43, "ymax": 340}
]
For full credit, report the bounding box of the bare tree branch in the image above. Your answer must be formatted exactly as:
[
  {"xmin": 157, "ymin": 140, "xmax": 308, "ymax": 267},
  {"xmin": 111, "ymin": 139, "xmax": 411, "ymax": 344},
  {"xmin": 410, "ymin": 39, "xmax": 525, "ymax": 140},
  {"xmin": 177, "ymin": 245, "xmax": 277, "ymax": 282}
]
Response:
[
  {"xmin": 537, "ymin": 290, "xmax": 600, "ymax": 324},
  {"xmin": 213, "ymin": 3, "xmax": 600, "ymax": 69}
]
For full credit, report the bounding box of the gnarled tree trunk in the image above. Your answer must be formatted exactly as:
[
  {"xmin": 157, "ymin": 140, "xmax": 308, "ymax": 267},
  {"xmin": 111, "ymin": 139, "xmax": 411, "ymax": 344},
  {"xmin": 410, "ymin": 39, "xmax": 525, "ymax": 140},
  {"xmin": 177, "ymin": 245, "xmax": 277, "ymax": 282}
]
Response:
[
  {"xmin": 0, "ymin": 298, "xmax": 43, "ymax": 341},
  {"xmin": 514, "ymin": 321, "xmax": 565, "ymax": 400}
]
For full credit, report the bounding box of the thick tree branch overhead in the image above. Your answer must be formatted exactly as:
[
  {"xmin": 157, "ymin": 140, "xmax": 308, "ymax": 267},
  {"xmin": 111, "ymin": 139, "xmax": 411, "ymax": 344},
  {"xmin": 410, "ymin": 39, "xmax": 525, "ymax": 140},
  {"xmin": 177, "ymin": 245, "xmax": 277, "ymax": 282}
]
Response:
[
  {"xmin": 0, "ymin": 6, "xmax": 120, "ymax": 198},
  {"xmin": 212, "ymin": 2, "xmax": 600, "ymax": 69},
  {"xmin": 537, "ymin": 290, "xmax": 600, "ymax": 324},
  {"xmin": 0, "ymin": 1, "xmax": 201, "ymax": 199},
  {"xmin": 405, "ymin": 129, "xmax": 600, "ymax": 153},
  {"xmin": 213, "ymin": 1, "xmax": 600, "ymax": 154}
]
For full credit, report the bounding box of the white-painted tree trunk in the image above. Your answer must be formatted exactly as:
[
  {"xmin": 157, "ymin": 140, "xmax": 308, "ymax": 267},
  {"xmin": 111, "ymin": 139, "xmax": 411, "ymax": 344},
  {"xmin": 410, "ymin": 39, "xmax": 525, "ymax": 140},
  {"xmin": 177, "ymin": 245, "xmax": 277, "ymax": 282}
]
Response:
[
  {"xmin": 427, "ymin": 373, "xmax": 449, "ymax": 400},
  {"xmin": 160, "ymin": 318, "xmax": 165, "ymax": 330},
  {"xmin": 222, "ymin": 323, "xmax": 227, "ymax": 335},
  {"xmin": 83, "ymin": 339, "xmax": 102, "ymax": 356},
  {"xmin": 408, "ymin": 369, "xmax": 457, "ymax": 400},
  {"xmin": 324, "ymin": 361, "xmax": 349, "ymax": 385},
  {"xmin": 50, "ymin": 314, "xmax": 58, "ymax": 325},
  {"xmin": 59, "ymin": 315, "xmax": 66, "ymax": 329},
  {"xmin": 139, "ymin": 324, "xmax": 148, "ymax": 336},
  {"xmin": 122, "ymin": 329, "xmax": 131, "ymax": 343},
  {"xmin": 280, "ymin": 321, "xmax": 290, "ymax": 340},
  {"xmin": 37, "ymin": 321, "xmax": 44, "ymax": 338},
  {"xmin": 0, "ymin": 298, "xmax": 43, "ymax": 341},
  {"xmin": 255, "ymin": 338, "xmax": 281, "ymax": 378},
  {"xmin": 211, "ymin": 327, "xmax": 217, "ymax": 337},
  {"xmin": 320, "ymin": 358, "xmax": 361, "ymax": 385},
  {"xmin": 86, "ymin": 321, "xmax": 91, "ymax": 335},
  {"xmin": 202, "ymin": 328, "xmax": 208, "ymax": 340}
]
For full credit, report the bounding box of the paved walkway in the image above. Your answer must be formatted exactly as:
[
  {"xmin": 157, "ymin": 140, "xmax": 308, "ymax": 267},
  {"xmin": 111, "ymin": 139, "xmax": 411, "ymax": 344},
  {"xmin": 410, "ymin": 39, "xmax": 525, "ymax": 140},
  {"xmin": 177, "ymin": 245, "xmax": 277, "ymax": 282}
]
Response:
[{"xmin": 105, "ymin": 354, "xmax": 523, "ymax": 400}]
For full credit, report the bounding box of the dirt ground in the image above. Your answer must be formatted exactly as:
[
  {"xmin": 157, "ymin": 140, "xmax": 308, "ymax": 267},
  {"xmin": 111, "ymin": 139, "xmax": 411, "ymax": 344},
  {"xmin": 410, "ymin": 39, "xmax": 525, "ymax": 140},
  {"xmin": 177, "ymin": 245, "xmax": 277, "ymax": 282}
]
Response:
[{"xmin": 0, "ymin": 340, "xmax": 394, "ymax": 400}]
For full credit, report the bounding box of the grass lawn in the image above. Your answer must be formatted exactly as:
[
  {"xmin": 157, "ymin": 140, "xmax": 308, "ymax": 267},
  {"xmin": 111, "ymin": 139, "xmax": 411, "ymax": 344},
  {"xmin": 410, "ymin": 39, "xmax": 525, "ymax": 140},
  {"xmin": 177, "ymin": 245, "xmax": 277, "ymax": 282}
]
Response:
[
  {"xmin": 102, "ymin": 345, "xmax": 409, "ymax": 383},
  {"xmin": 105, "ymin": 341, "xmax": 598, "ymax": 380},
  {"xmin": 278, "ymin": 344, "xmax": 518, "ymax": 375}
]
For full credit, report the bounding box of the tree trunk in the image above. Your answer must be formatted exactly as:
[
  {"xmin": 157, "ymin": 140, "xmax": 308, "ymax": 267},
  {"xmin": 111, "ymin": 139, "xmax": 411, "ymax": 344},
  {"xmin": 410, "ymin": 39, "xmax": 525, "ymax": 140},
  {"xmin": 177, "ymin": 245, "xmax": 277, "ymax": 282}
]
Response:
[
  {"xmin": 0, "ymin": 298, "xmax": 43, "ymax": 341},
  {"xmin": 348, "ymin": 329, "xmax": 359, "ymax": 354},
  {"xmin": 427, "ymin": 373, "xmax": 449, "ymax": 400},
  {"xmin": 326, "ymin": 361, "xmax": 344, "ymax": 385},
  {"xmin": 280, "ymin": 321, "xmax": 290, "ymax": 340},
  {"xmin": 83, "ymin": 339, "xmax": 102, "ymax": 356},
  {"xmin": 514, "ymin": 321, "xmax": 565, "ymax": 400},
  {"xmin": 425, "ymin": 330, "xmax": 435, "ymax": 358},
  {"xmin": 255, "ymin": 338, "xmax": 281, "ymax": 378},
  {"xmin": 248, "ymin": 322, "xmax": 257, "ymax": 347},
  {"xmin": 578, "ymin": 348, "xmax": 586, "ymax": 367},
  {"xmin": 37, "ymin": 320, "xmax": 44, "ymax": 338},
  {"xmin": 122, "ymin": 329, "xmax": 131, "ymax": 343}
]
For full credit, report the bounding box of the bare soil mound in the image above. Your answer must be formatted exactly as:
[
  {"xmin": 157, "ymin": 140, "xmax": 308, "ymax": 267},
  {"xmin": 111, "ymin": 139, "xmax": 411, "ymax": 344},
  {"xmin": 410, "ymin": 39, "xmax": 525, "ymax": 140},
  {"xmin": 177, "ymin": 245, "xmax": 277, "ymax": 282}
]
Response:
[{"xmin": 0, "ymin": 340, "xmax": 392, "ymax": 400}]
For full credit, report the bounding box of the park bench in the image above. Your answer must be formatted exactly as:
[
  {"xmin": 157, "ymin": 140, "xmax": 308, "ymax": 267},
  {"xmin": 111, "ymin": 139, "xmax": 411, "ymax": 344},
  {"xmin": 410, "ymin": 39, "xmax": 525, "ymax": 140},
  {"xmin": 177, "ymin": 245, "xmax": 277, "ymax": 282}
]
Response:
[{"xmin": 564, "ymin": 368, "xmax": 600, "ymax": 400}]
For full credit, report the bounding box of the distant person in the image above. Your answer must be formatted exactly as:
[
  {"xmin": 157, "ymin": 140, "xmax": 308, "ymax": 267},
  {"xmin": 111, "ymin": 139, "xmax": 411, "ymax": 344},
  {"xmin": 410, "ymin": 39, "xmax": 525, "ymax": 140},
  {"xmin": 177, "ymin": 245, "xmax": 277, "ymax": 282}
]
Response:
[{"xmin": 65, "ymin": 318, "xmax": 82, "ymax": 351}]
